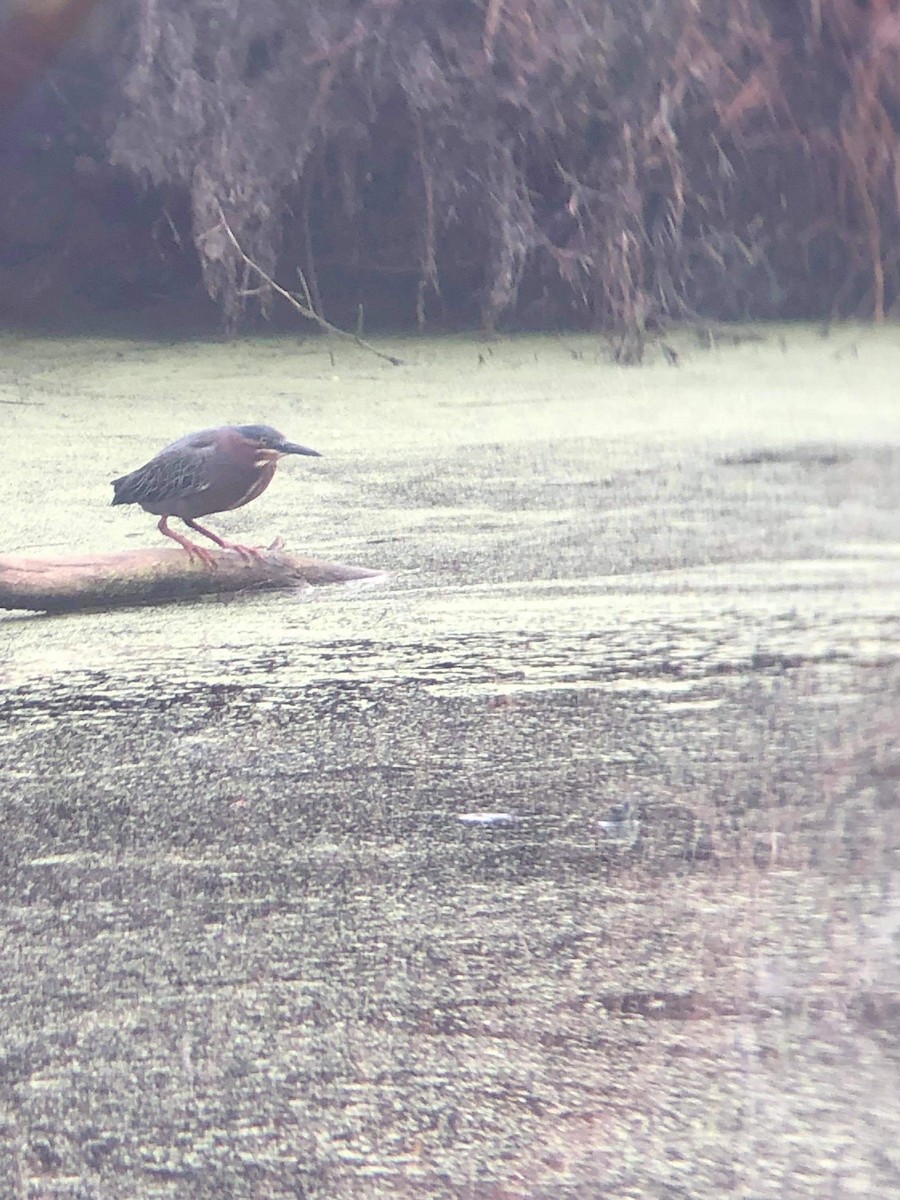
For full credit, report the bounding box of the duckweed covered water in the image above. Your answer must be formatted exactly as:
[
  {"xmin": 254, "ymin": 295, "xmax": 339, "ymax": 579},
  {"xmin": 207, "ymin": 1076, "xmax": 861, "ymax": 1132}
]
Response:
[{"xmin": 1, "ymin": 327, "xmax": 899, "ymax": 1198}]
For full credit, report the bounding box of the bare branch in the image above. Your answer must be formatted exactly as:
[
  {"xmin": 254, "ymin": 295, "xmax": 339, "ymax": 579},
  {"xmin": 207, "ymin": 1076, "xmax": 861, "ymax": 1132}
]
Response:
[{"xmin": 210, "ymin": 203, "xmax": 404, "ymax": 367}]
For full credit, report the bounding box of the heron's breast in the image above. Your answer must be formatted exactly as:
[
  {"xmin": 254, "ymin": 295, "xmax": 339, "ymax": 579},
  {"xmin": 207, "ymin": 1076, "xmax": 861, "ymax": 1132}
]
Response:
[{"xmin": 225, "ymin": 462, "xmax": 277, "ymax": 511}]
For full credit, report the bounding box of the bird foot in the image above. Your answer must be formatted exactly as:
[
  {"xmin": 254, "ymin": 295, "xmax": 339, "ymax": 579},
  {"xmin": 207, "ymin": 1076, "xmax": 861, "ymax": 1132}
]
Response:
[
  {"xmin": 222, "ymin": 541, "xmax": 268, "ymax": 563},
  {"xmin": 159, "ymin": 517, "xmax": 219, "ymax": 569},
  {"xmin": 183, "ymin": 543, "xmax": 219, "ymax": 569}
]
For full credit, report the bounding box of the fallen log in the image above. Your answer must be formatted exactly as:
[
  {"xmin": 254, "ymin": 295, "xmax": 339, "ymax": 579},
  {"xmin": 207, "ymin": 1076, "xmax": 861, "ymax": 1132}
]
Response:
[{"xmin": 0, "ymin": 545, "xmax": 385, "ymax": 613}]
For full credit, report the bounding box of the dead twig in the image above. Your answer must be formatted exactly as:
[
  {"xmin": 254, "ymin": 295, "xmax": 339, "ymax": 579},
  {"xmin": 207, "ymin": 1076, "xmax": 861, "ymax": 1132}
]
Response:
[
  {"xmin": 301, "ymin": 164, "xmax": 324, "ymax": 319},
  {"xmin": 209, "ymin": 203, "xmax": 403, "ymax": 366},
  {"xmin": 414, "ymin": 116, "xmax": 438, "ymax": 329}
]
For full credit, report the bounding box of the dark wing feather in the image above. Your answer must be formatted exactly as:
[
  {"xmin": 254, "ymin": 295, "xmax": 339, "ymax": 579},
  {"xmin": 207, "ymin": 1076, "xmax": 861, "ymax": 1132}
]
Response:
[{"xmin": 111, "ymin": 442, "xmax": 215, "ymax": 508}]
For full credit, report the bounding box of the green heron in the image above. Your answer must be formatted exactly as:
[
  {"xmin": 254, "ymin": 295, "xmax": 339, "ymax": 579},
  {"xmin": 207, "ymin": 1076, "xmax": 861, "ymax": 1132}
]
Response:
[{"xmin": 112, "ymin": 424, "xmax": 321, "ymax": 565}]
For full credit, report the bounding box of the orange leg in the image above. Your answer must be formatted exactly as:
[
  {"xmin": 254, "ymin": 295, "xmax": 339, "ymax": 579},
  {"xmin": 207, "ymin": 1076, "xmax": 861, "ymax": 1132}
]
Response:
[
  {"xmin": 158, "ymin": 516, "xmax": 217, "ymax": 568},
  {"xmin": 184, "ymin": 517, "xmax": 264, "ymax": 562}
]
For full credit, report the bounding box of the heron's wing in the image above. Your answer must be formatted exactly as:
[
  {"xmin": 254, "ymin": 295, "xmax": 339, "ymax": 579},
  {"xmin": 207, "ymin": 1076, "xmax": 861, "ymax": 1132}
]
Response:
[{"xmin": 112, "ymin": 440, "xmax": 217, "ymax": 507}]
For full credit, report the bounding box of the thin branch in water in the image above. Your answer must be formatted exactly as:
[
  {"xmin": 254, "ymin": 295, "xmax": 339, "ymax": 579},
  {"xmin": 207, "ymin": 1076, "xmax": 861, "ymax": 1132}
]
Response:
[
  {"xmin": 301, "ymin": 165, "xmax": 324, "ymax": 319},
  {"xmin": 209, "ymin": 203, "xmax": 403, "ymax": 366},
  {"xmin": 295, "ymin": 263, "xmax": 316, "ymax": 316}
]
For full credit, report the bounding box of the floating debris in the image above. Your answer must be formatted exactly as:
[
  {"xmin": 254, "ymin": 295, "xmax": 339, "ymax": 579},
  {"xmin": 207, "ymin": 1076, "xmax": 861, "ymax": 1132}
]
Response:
[{"xmin": 597, "ymin": 799, "xmax": 641, "ymax": 847}]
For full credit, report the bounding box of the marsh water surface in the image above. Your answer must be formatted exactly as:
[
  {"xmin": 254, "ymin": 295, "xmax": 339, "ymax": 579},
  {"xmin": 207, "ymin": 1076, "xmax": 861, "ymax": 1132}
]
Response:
[{"xmin": 1, "ymin": 328, "xmax": 899, "ymax": 1198}]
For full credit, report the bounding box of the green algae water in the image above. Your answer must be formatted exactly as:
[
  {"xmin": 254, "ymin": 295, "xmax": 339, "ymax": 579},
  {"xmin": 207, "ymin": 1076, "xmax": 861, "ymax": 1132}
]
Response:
[{"xmin": 1, "ymin": 327, "xmax": 899, "ymax": 1198}]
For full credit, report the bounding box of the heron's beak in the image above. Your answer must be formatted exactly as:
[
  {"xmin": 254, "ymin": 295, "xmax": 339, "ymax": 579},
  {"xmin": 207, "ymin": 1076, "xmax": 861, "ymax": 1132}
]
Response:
[{"xmin": 279, "ymin": 441, "xmax": 321, "ymax": 457}]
